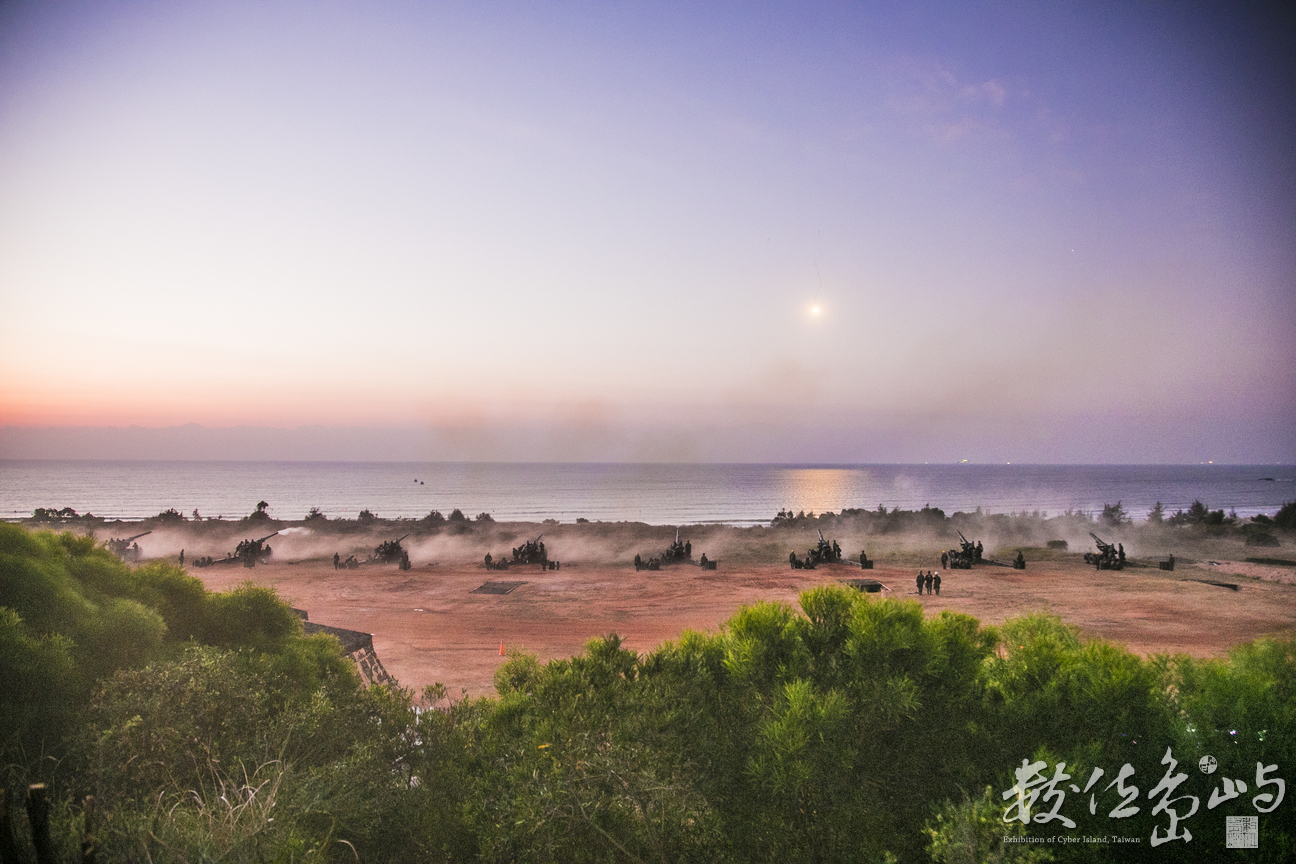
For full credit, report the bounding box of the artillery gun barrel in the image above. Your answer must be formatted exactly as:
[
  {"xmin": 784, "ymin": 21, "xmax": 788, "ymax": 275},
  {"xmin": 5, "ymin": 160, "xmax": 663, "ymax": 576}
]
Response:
[
  {"xmin": 256, "ymin": 531, "xmax": 280, "ymax": 543},
  {"xmin": 1089, "ymin": 532, "xmax": 1111, "ymax": 547},
  {"xmin": 125, "ymin": 530, "xmax": 153, "ymax": 543},
  {"xmin": 394, "ymin": 533, "xmax": 410, "ymax": 544},
  {"xmin": 957, "ymin": 530, "xmax": 969, "ymax": 545},
  {"xmin": 818, "ymin": 529, "xmax": 826, "ymax": 543}
]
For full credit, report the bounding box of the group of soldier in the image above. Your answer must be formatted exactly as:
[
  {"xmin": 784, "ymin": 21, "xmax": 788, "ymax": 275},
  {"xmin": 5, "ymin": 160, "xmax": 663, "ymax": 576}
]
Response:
[
  {"xmin": 635, "ymin": 530, "xmax": 707, "ymax": 570},
  {"xmin": 916, "ymin": 570, "xmax": 942, "ymax": 595},
  {"xmin": 332, "ymin": 552, "xmax": 359, "ymax": 569},
  {"xmin": 234, "ymin": 538, "xmax": 272, "ymax": 568},
  {"xmin": 789, "ymin": 533, "xmax": 845, "ymax": 569},
  {"xmin": 941, "ymin": 539, "xmax": 982, "ymax": 570},
  {"xmin": 512, "ymin": 537, "xmax": 548, "ymax": 566}
]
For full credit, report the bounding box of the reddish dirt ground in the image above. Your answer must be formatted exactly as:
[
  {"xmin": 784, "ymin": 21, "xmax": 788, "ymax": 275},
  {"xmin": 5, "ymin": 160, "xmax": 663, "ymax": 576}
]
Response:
[{"xmin": 194, "ymin": 556, "xmax": 1296, "ymax": 700}]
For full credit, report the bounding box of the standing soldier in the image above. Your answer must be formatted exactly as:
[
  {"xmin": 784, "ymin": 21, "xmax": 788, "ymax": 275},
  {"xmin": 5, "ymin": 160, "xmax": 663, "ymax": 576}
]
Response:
[
  {"xmin": 916, "ymin": 570, "xmax": 924, "ymax": 594},
  {"xmin": 934, "ymin": 572, "xmax": 941, "ymax": 595},
  {"xmin": 924, "ymin": 571, "xmax": 934, "ymax": 594},
  {"xmin": 941, "ymin": 551, "xmax": 948, "ymax": 569},
  {"xmin": 179, "ymin": 549, "xmax": 184, "ymax": 566},
  {"xmin": 333, "ymin": 552, "xmax": 340, "ymax": 570}
]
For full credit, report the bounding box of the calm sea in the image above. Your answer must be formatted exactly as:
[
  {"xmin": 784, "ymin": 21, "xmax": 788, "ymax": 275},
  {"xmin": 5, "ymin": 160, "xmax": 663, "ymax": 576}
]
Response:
[{"xmin": 1, "ymin": 461, "xmax": 1293, "ymax": 526}]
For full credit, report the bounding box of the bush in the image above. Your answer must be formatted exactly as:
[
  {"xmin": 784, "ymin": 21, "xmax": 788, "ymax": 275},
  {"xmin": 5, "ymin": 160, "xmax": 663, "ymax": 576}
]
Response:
[
  {"xmin": 1100, "ymin": 501, "xmax": 1128, "ymax": 526},
  {"xmin": 1276, "ymin": 501, "xmax": 1296, "ymax": 530}
]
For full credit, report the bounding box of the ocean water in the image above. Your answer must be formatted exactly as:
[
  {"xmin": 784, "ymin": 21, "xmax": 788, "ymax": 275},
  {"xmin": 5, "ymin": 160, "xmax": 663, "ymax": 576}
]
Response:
[{"xmin": 2, "ymin": 461, "xmax": 1292, "ymax": 526}]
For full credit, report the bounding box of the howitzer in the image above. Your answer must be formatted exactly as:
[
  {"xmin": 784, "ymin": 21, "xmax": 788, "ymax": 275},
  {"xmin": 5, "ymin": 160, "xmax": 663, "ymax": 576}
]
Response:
[
  {"xmin": 236, "ymin": 532, "xmax": 279, "ymax": 565},
  {"xmin": 107, "ymin": 530, "xmax": 153, "ymax": 560},
  {"xmin": 1089, "ymin": 532, "xmax": 1115, "ymax": 554},
  {"xmin": 373, "ymin": 534, "xmax": 411, "ymax": 563}
]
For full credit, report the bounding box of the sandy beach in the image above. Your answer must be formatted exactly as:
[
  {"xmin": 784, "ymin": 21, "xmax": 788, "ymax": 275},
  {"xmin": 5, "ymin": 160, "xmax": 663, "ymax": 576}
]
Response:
[{"xmin": 192, "ymin": 550, "xmax": 1296, "ymax": 699}]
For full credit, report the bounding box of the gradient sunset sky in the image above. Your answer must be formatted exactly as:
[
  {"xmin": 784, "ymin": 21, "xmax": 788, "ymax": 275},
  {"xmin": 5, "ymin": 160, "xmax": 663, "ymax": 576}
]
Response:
[{"xmin": 1, "ymin": 1, "xmax": 1292, "ymax": 463}]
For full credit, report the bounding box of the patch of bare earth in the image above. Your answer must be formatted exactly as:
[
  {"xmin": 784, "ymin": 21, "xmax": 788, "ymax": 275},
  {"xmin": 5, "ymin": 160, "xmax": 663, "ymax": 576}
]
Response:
[{"xmin": 193, "ymin": 555, "xmax": 1296, "ymax": 699}]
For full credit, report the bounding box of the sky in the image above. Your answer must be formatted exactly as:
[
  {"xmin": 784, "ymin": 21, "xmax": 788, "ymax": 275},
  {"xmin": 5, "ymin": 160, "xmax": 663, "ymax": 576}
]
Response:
[{"xmin": 1, "ymin": 1, "xmax": 1293, "ymax": 464}]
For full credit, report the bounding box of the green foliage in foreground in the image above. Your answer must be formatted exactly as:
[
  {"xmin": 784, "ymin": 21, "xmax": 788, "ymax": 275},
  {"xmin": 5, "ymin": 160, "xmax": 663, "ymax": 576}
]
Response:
[{"xmin": 2, "ymin": 524, "xmax": 1294, "ymax": 862}]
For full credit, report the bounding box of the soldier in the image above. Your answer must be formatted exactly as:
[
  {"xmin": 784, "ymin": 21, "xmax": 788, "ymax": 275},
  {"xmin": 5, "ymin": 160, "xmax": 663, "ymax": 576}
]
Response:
[
  {"xmin": 917, "ymin": 570, "xmax": 924, "ymax": 594},
  {"xmin": 860, "ymin": 550, "xmax": 867, "ymax": 568},
  {"xmin": 333, "ymin": 552, "xmax": 340, "ymax": 570},
  {"xmin": 833, "ymin": 540, "xmax": 841, "ymax": 561},
  {"xmin": 179, "ymin": 549, "xmax": 184, "ymax": 566},
  {"xmin": 685, "ymin": 540, "xmax": 692, "ymax": 558},
  {"xmin": 700, "ymin": 552, "xmax": 709, "ymax": 566},
  {"xmin": 635, "ymin": 553, "xmax": 642, "ymax": 570},
  {"xmin": 485, "ymin": 552, "xmax": 493, "ymax": 570},
  {"xmin": 924, "ymin": 571, "xmax": 934, "ymax": 594},
  {"xmin": 975, "ymin": 541, "xmax": 983, "ymax": 562},
  {"xmin": 792, "ymin": 551, "xmax": 799, "ymax": 569},
  {"xmin": 1015, "ymin": 550, "xmax": 1026, "ymax": 569},
  {"xmin": 1118, "ymin": 543, "xmax": 1125, "ymax": 565},
  {"xmin": 934, "ymin": 572, "xmax": 941, "ymax": 595},
  {"xmin": 941, "ymin": 551, "xmax": 948, "ymax": 569}
]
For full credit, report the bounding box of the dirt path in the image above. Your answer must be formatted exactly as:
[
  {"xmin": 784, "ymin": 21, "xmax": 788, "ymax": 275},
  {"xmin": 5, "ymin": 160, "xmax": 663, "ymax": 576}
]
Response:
[{"xmin": 194, "ymin": 556, "xmax": 1296, "ymax": 699}]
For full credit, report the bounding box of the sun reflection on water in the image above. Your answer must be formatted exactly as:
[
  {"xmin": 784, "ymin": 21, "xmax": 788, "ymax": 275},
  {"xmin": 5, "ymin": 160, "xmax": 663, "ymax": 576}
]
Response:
[{"xmin": 774, "ymin": 468, "xmax": 872, "ymax": 516}]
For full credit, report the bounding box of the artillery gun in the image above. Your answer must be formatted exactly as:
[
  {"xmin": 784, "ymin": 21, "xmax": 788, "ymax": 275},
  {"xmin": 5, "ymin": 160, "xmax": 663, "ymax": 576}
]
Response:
[
  {"xmin": 236, "ymin": 532, "xmax": 279, "ymax": 568},
  {"xmin": 812, "ymin": 529, "xmax": 843, "ymax": 564},
  {"xmin": 107, "ymin": 531, "xmax": 151, "ymax": 562},
  {"xmin": 194, "ymin": 532, "xmax": 278, "ymax": 569},
  {"xmin": 663, "ymin": 527, "xmax": 692, "ymax": 563},
  {"xmin": 791, "ymin": 530, "xmax": 842, "ymax": 568},
  {"xmin": 373, "ymin": 533, "xmax": 411, "ymax": 569},
  {"xmin": 637, "ymin": 527, "xmax": 703, "ymax": 570},
  {"xmin": 944, "ymin": 530, "xmax": 984, "ymax": 569},
  {"xmin": 1085, "ymin": 532, "xmax": 1124, "ymax": 570},
  {"xmin": 513, "ymin": 534, "xmax": 548, "ymax": 566}
]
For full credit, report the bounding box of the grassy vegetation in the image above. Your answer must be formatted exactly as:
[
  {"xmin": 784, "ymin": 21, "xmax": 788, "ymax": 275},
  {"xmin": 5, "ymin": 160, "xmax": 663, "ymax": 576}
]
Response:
[{"xmin": 2, "ymin": 522, "xmax": 1294, "ymax": 862}]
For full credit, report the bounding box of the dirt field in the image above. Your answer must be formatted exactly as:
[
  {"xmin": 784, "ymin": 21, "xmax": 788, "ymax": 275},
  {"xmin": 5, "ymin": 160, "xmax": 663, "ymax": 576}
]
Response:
[{"xmin": 192, "ymin": 553, "xmax": 1296, "ymax": 700}]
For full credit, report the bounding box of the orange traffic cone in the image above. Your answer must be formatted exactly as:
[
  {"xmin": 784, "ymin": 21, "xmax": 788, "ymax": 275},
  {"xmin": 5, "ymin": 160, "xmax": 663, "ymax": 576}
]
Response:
[{"xmin": 499, "ymin": 642, "xmax": 505, "ymax": 656}]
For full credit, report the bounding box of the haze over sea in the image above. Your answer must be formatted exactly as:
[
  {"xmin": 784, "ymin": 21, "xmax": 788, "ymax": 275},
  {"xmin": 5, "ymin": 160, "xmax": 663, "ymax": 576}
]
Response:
[{"xmin": 2, "ymin": 461, "xmax": 1293, "ymax": 527}]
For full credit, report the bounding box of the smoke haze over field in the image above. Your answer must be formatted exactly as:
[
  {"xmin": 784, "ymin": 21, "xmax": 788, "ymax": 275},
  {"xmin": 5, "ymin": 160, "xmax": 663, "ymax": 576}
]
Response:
[{"xmin": 1, "ymin": 1, "xmax": 1293, "ymax": 462}]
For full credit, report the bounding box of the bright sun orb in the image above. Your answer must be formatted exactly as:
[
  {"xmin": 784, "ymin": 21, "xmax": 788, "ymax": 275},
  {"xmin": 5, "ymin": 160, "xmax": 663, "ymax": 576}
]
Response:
[{"xmin": 811, "ymin": 306, "xmax": 821, "ymax": 315}]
